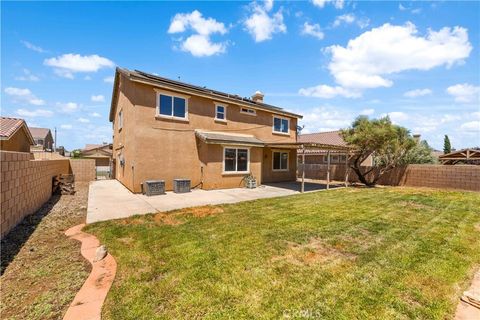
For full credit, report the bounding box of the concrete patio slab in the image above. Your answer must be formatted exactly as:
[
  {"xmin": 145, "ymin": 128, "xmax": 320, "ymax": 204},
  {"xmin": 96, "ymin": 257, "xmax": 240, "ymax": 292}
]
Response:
[{"xmin": 87, "ymin": 179, "xmax": 340, "ymax": 223}]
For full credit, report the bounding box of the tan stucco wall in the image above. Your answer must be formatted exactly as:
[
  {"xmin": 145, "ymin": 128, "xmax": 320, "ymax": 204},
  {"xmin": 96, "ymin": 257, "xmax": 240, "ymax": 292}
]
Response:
[
  {"xmin": 262, "ymin": 148, "xmax": 297, "ymax": 183},
  {"xmin": 112, "ymin": 75, "xmax": 299, "ymax": 192},
  {"xmin": 0, "ymin": 127, "xmax": 32, "ymax": 153}
]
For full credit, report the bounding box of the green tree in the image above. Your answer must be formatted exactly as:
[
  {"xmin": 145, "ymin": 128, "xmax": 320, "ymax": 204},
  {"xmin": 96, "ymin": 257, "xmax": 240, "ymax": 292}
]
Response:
[
  {"xmin": 71, "ymin": 149, "xmax": 82, "ymax": 158},
  {"xmin": 443, "ymin": 135, "xmax": 452, "ymax": 154},
  {"xmin": 403, "ymin": 140, "xmax": 436, "ymax": 164},
  {"xmin": 341, "ymin": 116, "xmax": 416, "ymax": 187}
]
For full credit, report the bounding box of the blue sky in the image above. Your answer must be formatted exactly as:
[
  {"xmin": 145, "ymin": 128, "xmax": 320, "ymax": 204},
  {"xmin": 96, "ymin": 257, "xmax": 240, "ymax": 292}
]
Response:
[{"xmin": 1, "ymin": 0, "xmax": 479, "ymax": 151}]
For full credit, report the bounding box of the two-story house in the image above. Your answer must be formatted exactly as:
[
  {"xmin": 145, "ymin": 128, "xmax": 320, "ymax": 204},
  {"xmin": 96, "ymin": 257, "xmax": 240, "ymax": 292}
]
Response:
[
  {"xmin": 29, "ymin": 127, "xmax": 54, "ymax": 151},
  {"xmin": 109, "ymin": 68, "xmax": 303, "ymax": 193}
]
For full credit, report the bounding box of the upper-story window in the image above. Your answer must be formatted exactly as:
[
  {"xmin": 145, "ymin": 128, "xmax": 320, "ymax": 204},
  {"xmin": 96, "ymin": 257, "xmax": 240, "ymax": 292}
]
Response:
[
  {"xmin": 156, "ymin": 90, "xmax": 189, "ymax": 120},
  {"xmin": 273, "ymin": 116, "xmax": 289, "ymax": 134},
  {"xmin": 118, "ymin": 109, "xmax": 123, "ymax": 131},
  {"xmin": 215, "ymin": 103, "xmax": 227, "ymax": 121},
  {"xmin": 240, "ymin": 107, "xmax": 256, "ymax": 116}
]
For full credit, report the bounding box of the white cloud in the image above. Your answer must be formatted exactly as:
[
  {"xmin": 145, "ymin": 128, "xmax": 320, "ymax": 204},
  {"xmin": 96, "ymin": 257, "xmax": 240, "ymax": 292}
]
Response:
[
  {"xmin": 56, "ymin": 102, "xmax": 79, "ymax": 113},
  {"xmin": 298, "ymin": 84, "xmax": 361, "ymax": 99},
  {"xmin": 5, "ymin": 87, "xmax": 31, "ymax": 97},
  {"xmin": 312, "ymin": 0, "xmax": 344, "ymax": 9},
  {"xmin": 360, "ymin": 108, "xmax": 375, "ymax": 116},
  {"xmin": 244, "ymin": 1, "xmax": 286, "ymax": 42},
  {"xmin": 168, "ymin": 10, "xmax": 226, "ymax": 35},
  {"xmin": 78, "ymin": 117, "xmax": 90, "ymax": 123},
  {"xmin": 91, "ymin": 95, "xmax": 105, "ymax": 102},
  {"xmin": 333, "ymin": 14, "xmax": 355, "ymax": 27},
  {"xmin": 15, "ymin": 68, "xmax": 40, "ymax": 81},
  {"xmin": 44, "ymin": 54, "xmax": 114, "ymax": 78},
  {"xmin": 446, "ymin": 83, "xmax": 480, "ymax": 103},
  {"xmin": 332, "ymin": 14, "xmax": 369, "ymax": 29},
  {"xmin": 21, "ymin": 40, "xmax": 47, "ymax": 53},
  {"xmin": 472, "ymin": 112, "xmax": 480, "ymax": 120},
  {"xmin": 180, "ymin": 34, "xmax": 227, "ymax": 57},
  {"xmin": 404, "ymin": 88, "xmax": 432, "ymax": 98},
  {"xmin": 299, "ymin": 106, "xmax": 353, "ymax": 132},
  {"xmin": 399, "ymin": 4, "xmax": 407, "ymax": 11},
  {"xmin": 4, "ymin": 87, "xmax": 45, "ymax": 105},
  {"xmin": 306, "ymin": 22, "xmax": 472, "ymax": 96},
  {"xmin": 104, "ymin": 76, "xmax": 115, "ymax": 83},
  {"xmin": 61, "ymin": 124, "xmax": 72, "ymax": 129},
  {"xmin": 90, "ymin": 112, "xmax": 102, "ymax": 118},
  {"xmin": 460, "ymin": 121, "xmax": 480, "ymax": 132},
  {"xmin": 17, "ymin": 108, "xmax": 53, "ymax": 117},
  {"xmin": 301, "ymin": 22, "xmax": 324, "ymax": 40},
  {"xmin": 383, "ymin": 111, "xmax": 409, "ymax": 123},
  {"xmin": 328, "ymin": 23, "xmax": 471, "ymax": 89},
  {"xmin": 168, "ymin": 10, "xmax": 228, "ymax": 57},
  {"xmin": 411, "ymin": 8, "xmax": 422, "ymax": 14}
]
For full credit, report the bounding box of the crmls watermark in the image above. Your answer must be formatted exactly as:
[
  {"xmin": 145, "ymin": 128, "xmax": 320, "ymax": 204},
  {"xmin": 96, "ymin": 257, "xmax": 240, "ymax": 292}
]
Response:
[{"xmin": 283, "ymin": 309, "xmax": 323, "ymax": 319}]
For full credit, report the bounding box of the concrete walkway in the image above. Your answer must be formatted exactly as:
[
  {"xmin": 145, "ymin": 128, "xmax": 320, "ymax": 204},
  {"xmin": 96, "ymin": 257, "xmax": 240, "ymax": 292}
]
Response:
[{"xmin": 87, "ymin": 179, "xmax": 339, "ymax": 223}]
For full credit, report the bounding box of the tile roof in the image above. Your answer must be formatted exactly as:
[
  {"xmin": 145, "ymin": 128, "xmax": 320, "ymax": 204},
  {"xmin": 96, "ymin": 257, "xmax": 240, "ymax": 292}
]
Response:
[
  {"xmin": 298, "ymin": 131, "xmax": 347, "ymax": 147},
  {"xmin": 0, "ymin": 116, "xmax": 35, "ymax": 144},
  {"xmin": 0, "ymin": 117, "xmax": 24, "ymax": 138},
  {"xmin": 29, "ymin": 127, "xmax": 51, "ymax": 139}
]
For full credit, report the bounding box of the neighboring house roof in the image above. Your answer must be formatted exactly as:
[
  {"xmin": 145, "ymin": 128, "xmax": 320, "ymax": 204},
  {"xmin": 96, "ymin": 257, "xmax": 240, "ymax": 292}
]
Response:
[
  {"xmin": 29, "ymin": 127, "xmax": 51, "ymax": 139},
  {"xmin": 81, "ymin": 143, "xmax": 113, "ymax": 157},
  {"xmin": 0, "ymin": 116, "xmax": 35, "ymax": 144},
  {"xmin": 109, "ymin": 67, "xmax": 303, "ymax": 122},
  {"xmin": 195, "ymin": 130, "xmax": 265, "ymax": 147},
  {"xmin": 298, "ymin": 130, "xmax": 347, "ymax": 147},
  {"xmin": 298, "ymin": 131, "xmax": 348, "ymax": 154}
]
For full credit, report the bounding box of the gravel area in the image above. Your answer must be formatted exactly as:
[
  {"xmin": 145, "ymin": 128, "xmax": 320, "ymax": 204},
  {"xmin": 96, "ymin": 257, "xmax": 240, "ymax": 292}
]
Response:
[{"xmin": 1, "ymin": 182, "xmax": 91, "ymax": 320}]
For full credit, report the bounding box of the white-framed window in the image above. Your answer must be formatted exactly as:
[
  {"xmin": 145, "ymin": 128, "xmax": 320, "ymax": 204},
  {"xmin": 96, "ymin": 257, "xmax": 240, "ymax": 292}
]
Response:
[
  {"xmin": 273, "ymin": 116, "xmax": 289, "ymax": 134},
  {"xmin": 155, "ymin": 90, "xmax": 189, "ymax": 120},
  {"xmin": 118, "ymin": 109, "xmax": 123, "ymax": 131},
  {"xmin": 215, "ymin": 103, "xmax": 227, "ymax": 121},
  {"xmin": 272, "ymin": 151, "xmax": 289, "ymax": 171},
  {"xmin": 240, "ymin": 107, "xmax": 256, "ymax": 116},
  {"xmin": 223, "ymin": 147, "xmax": 249, "ymax": 174}
]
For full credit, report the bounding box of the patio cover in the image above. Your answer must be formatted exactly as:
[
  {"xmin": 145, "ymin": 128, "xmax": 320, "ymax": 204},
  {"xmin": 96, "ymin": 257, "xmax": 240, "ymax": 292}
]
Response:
[
  {"xmin": 266, "ymin": 142, "xmax": 353, "ymax": 193},
  {"xmin": 195, "ymin": 130, "xmax": 265, "ymax": 147}
]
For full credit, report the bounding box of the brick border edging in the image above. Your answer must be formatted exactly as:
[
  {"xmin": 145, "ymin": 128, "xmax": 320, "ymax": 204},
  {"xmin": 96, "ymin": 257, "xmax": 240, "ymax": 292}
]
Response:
[{"xmin": 63, "ymin": 224, "xmax": 117, "ymax": 320}]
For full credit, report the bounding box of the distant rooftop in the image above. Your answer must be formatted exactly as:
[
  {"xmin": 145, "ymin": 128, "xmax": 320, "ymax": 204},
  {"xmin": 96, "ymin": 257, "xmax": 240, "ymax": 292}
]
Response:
[{"xmin": 29, "ymin": 127, "xmax": 51, "ymax": 139}]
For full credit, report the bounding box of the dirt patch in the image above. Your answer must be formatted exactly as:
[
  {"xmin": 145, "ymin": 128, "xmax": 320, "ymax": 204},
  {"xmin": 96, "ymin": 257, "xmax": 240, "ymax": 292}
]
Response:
[
  {"xmin": 272, "ymin": 238, "xmax": 356, "ymax": 266},
  {"xmin": 119, "ymin": 218, "xmax": 145, "ymax": 225},
  {"xmin": 153, "ymin": 206, "xmax": 224, "ymax": 225},
  {"xmin": 182, "ymin": 206, "xmax": 224, "ymax": 218},
  {"xmin": 154, "ymin": 213, "xmax": 183, "ymax": 226},
  {"xmin": 399, "ymin": 200, "xmax": 430, "ymax": 210},
  {"xmin": 0, "ymin": 182, "xmax": 90, "ymax": 320}
]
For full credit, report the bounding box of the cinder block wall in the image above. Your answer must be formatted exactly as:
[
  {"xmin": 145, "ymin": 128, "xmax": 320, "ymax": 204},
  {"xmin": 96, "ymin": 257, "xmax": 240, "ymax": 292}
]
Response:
[
  {"xmin": 402, "ymin": 165, "xmax": 480, "ymax": 191},
  {"xmin": 69, "ymin": 159, "xmax": 96, "ymax": 182},
  {"xmin": 0, "ymin": 151, "xmax": 71, "ymax": 238},
  {"xmin": 299, "ymin": 164, "xmax": 480, "ymax": 191}
]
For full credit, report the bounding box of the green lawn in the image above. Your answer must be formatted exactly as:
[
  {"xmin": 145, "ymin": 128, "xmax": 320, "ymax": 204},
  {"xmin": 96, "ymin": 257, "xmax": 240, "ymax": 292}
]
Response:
[{"xmin": 86, "ymin": 187, "xmax": 480, "ymax": 319}]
